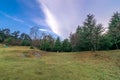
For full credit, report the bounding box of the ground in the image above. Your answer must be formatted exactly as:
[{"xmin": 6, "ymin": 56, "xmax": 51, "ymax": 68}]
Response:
[{"xmin": 0, "ymin": 45, "xmax": 120, "ymax": 80}]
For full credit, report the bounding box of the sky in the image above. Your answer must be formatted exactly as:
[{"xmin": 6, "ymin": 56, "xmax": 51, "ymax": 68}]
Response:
[{"xmin": 0, "ymin": 0, "xmax": 120, "ymax": 38}]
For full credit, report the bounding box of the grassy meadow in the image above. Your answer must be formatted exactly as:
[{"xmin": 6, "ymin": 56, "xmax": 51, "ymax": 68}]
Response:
[{"xmin": 0, "ymin": 45, "xmax": 120, "ymax": 80}]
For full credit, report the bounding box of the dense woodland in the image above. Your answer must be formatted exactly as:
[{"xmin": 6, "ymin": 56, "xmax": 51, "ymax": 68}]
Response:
[{"xmin": 0, "ymin": 12, "xmax": 120, "ymax": 52}]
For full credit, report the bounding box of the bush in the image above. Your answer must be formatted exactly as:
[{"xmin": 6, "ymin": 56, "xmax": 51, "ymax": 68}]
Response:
[
  {"xmin": 30, "ymin": 46, "xmax": 34, "ymax": 49},
  {"xmin": 4, "ymin": 37, "xmax": 12, "ymax": 44},
  {"xmin": 21, "ymin": 40, "xmax": 31, "ymax": 46}
]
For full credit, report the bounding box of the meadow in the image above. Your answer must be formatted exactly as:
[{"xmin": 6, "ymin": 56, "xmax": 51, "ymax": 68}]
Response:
[{"xmin": 0, "ymin": 45, "xmax": 120, "ymax": 80}]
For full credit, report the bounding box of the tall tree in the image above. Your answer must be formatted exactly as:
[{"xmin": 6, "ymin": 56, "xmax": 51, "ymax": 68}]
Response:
[
  {"xmin": 0, "ymin": 28, "xmax": 11, "ymax": 43},
  {"xmin": 70, "ymin": 32, "xmax": 79, "ymax": 51},
  {"xmin": 109, "ymin": 12, "xmax": 120, "ymax": 49},
  {"xmin": 0, "ymin": 29, "xmax": 5, "ymax": 43},
  {"xmin": 62, "ymin": 39, "xmax": 71, "ymax": 52},
  {"xmin": 30, "ymin": 26, "xmax": 39, "ymax": 40},
  {"xmin": 20, "ymin": 33, "xmax": 31, "ymax": 46},
  {"xmin": 70, "ymin": 14, "xmax": 104, "ymax": 51},
  {"xmin": 3, "ymin": 28, "xmax": 10, "ymax": 38},
  {"xmin": 83, "ymin": 14, "xmax": 97, "ymax": 51},
  {"xmin": 93, "ymin": 24, "xmax": 104, "ymax": 50},
  {"xmin": 40, "ymin": 35, "xmax": 54, "ymax": 51},
  {"xmin": 12, "ymin": 31, "xmax": 20, "ymax": 39},
  {"xmin": 54, "ymin": 37, "xmax": 61, "ymax": 52}
]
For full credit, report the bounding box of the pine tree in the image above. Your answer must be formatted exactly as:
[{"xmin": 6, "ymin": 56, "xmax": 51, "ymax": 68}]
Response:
[
  {"xmin": 62, "ymin": 39, "xmax": 71, "ymax": 52},
  {"xmin": 54, "ymin": 37, "xmax": 61, "ymax": 52},
  {"xmin": 109, "ymin": 12, "xmax": 120, "ymax": 49}
]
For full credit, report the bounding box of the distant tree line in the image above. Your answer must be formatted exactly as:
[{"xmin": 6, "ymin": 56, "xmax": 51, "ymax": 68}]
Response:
[
  {"xmin": 1, "ymin": 12, "xmax": 120, "ymax": 52},
  {"xmin": 0, "ymin": 29, "xmax": 31, "ymax": 46},
  {"xmin": 30, "ymin": 26, "xmax": 72, "ymax": 52}
]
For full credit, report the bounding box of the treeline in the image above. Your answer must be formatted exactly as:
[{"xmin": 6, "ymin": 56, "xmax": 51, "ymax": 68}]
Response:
[
  {"xmin": 29, "ymin": 26, "xmax": 71, "ymax": 51},
  {"xmin": 0, "ymin": 29, "xmax": 31, "ymax": 46},
  {"xmin": 39, "ymin": 12, "xmax": 120, "ymax": 52},
  {"xmin": 70, "ymin": 12, "xmax": 120, "ymax": 51},
  {"xmin": 0, "ymin": 27, "xmax": 71, "ymax": 52},
  {"xmin": 1, "ymin": 12, "xmax": 120, "ymax": 52}
]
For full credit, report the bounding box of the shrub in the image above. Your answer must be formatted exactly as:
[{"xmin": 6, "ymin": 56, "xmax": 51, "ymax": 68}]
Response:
[{"xmin": 30, "ymin": 46, "xmax": 34, "ymax": 49}]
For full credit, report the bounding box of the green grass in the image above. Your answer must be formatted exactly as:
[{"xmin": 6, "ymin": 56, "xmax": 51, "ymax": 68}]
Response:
[{"xmin": 0, "ymin": 45, "xmax": 120, "ymax": 80}]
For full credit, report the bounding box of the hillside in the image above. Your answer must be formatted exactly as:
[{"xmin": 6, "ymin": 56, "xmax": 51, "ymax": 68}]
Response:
[{"xmin": 0, "ymin": 45, "xmax": 120, "ymax": 80}]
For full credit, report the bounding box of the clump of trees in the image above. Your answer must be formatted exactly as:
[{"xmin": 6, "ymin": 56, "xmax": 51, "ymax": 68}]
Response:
[
  {"xmin": 70, "ymin": 14, "xmax": 104, "ymax": 51},
  {"xmin": 70, "ymin": 12, "xmax": 120, "ymax": 51},
  {"xmin": 1, "ymin": 12, "xmax": 120, "ymax": 52},
  {"xmin": 0, "ymin": 28, "xmax": 31, "ymax": 46},
  {"xmin": 30, "ymin": 26, "xmax": 71, "ymax": 52}
]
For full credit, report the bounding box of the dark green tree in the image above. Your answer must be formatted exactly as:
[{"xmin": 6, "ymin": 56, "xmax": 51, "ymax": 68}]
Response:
[
  {"xmin": 20, "ymin": 33, "xmax": 31, "ymax": 46},
  {"xmin": 40, "ymin": 35, "xmax": 54, "ymax": 51},
  {"xmin": 109, "ymin": 12, "xmax": 120, "ymax": 49},
  {"xmin": 70, "ymin": 14, "xmax": 104, "ymax": 51},
  {"xmin": 99, "ymin": 34, "xmax": 112, "ymax": 50},
  {"xmin": 62, "ymin": 39, "xmax": 71, "ymax": 52},
  {"xmin": 12, "ymin": 31, "xmax": 20, "ymax": 39},
  {"xmin": 53, "ymin": 37, "xmax": 61, "ymax": 52}
]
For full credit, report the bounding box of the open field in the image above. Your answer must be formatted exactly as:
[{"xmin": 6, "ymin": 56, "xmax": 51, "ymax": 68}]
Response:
[{"xmin": 0, "ymin": 45, "xmax": 120, "ymax": 80}]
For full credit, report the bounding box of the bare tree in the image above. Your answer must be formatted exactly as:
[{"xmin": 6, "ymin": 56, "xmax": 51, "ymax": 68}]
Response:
[{"xmin": 30, "ymin": 26, "xmax": 39, "ymax": 40}]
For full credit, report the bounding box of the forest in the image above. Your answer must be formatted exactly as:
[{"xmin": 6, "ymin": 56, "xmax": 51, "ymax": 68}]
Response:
[{"xmin": 0, "ymin": 12, "xmax": 120, "ymax": 52}]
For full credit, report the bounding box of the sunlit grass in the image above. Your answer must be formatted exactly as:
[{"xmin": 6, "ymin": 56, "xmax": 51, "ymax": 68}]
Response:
[{"xmin": 0, "ymin": 45, "xmax": 120, "ymax": 80}]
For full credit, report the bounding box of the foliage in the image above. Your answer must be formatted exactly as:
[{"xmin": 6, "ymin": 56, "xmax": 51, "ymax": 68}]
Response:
[
  {"xmin": 30, "ymin": 46, "xmax": 34, "ymax": 49},
  {"xmin": 53, "ymin": 37, "xmax": 61, "ymax": 52},
  {"xmin": 108, "ymin": 12, "xmax": 120, "ymax": 49},
  {"xmin": 0, "ymin": 28, "xmax": 31, "ymax": 46},
  {"xmin": 70, "ymin": 14, "xmax": 104, "ymax": 51},
  {"xmin": 40, "ymin": 35, "xmax": 54, "ymax": 51},
  {"xmin": 61, "ymin": 39, "xmax": 72, "ymax": 52},
  {"xmin": 1, "ymin": 12, "xmax": 120, "ymax": 52},
  {"xmin": 30, "ymin": 26, "xmax": 39, "ymax": 40},
  {"xmin": 99, "ymin": 34, "xmax": 112, "ymax": 50}
]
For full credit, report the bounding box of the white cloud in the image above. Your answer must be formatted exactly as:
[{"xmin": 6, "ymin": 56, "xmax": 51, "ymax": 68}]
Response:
[
  {"xmin": 0, "ymin": 11, "xmax": 24, "ymax": 23},
  {"xmin": 39, "ymin": 28, "xmax": 47, "ymax": 32},
  {"xmin": 32, "ymin": 17, "xmax": 48, "ymax": 27},
  {"xmin": 0, "ymin": 11, "xmax": 32, "ymax": 28},
  {"xmin": 38, "ymin": 0, "xmax": 120, "ymax": 38},
  {"xmin": 38, "ymin": 0, "xmax": 84, "ymax": 38},
  {"xmin": 38, "ymin": 1, "xmax": 61, "ymax": 37}
]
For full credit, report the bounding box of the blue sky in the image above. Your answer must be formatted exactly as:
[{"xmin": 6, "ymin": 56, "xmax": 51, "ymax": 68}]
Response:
[{"xmin": 0, "ymin": 0, "xmax": 120, "ymax": 38}]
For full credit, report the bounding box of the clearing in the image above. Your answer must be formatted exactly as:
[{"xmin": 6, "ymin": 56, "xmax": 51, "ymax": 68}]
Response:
[{"xmin": 0, "ymin": 45, "xmax": 120, "ymax": 80}]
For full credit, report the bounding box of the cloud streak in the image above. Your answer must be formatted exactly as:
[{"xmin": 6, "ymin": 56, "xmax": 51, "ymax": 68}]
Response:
[
  {"xmin": 38, "ymin": 0, "xmax": 84, "ymax": 38},
  {"xmin": 38, "ymin": 1, "xmax": 61, "ymax": 36},
  {"xmin": 0, "ymin": 11, "xmax": 24, "ymax": 23},
  {"xmin": 38, "ymin": 0, "xmax": 120, "ymax": 39},
  {"xmin": 2, "ymin": 0, "xmax": 118, "ymax": 39},
  {"xmin": 0, "ymin": 11, "xmax": 33, "ymax": 28}
]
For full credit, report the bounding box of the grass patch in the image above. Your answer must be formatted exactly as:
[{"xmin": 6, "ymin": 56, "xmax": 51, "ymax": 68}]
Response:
[{"xmin": 0, "ymin": 45, "xmax": 120, "ymax": 80}]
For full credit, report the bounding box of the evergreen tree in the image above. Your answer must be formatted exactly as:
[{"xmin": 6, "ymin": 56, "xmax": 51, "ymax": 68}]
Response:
[
  {"xmin": 20, "ymin": 33, "xmax": 32, "ymax": 46},
  {"xmin": 70, "ymin": 14, "xmax": 104, "ymax": 51},
  {"xmin": 40, "ymin": 35, "xmax": 54, "ymax": 51},
  {"xmin": 54, "ymin": 37, "xmax": 61, "ymax": 52},
  {"xmin": 62, "ymin": 39, "xmax": 71, "ymax": 52},
  {"xmin": 109, "ymin": 12, "xmax": 120, "ymax": 49}
]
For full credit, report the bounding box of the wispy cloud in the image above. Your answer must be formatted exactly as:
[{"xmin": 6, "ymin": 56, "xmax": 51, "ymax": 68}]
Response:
[
  {"xmin": 0, "ymin": 11, "xmax": 24, "ymax": 23},
  {"xmin": 38, "ymin": 0, "xmax": 84, "ymax": 38},
  {"xmin": 38, "ymin": 2, "xmax": 61, "ymax": 36},
  {"xmin": 39, "ymin": 28, "xmax": 48, "ymax": 32},
  {"xmin": 0, "ymin": 11, "xmax": 33, "ymax": 28},
  {"xmin": 32, "ymin": 17, "xmax": 48, "ymax": 27},
  {"xmin": 37, "ymin": 0, "xmax": 120, "ymax": 38}
]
